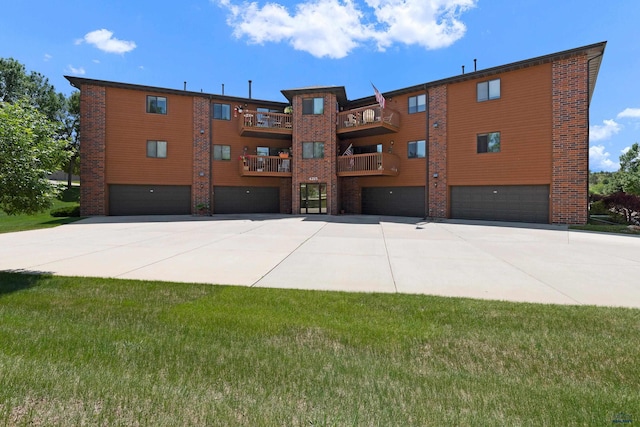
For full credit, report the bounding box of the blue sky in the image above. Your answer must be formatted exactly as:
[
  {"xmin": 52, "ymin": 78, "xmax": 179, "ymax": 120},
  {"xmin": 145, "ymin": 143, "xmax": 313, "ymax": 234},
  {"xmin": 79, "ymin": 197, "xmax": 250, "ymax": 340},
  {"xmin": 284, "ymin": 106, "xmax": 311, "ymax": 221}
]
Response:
[{"xmin": 1, "ymin": 0, "xmax": 638, "ymax": 171}]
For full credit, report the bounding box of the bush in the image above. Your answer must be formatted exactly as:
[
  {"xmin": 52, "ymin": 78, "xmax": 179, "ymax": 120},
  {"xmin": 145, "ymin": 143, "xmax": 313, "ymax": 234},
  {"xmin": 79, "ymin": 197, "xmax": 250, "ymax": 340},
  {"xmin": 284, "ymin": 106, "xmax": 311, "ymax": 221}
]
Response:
[
  {"xmin": 589, "ymin": 200, "xmax": 609, "ymax": 215},
  {"xmin": 50, "ymin": 205, "xmax": 80, "ymax": 217}
]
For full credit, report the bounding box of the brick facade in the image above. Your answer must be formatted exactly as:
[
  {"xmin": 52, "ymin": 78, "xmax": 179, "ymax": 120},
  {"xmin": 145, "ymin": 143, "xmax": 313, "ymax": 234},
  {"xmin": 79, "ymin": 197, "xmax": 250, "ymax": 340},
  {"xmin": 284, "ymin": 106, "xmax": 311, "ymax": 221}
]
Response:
[
  {"xmin": 79, "ymin": 84, "xmax": 107, "ymax": 216},
  {"xmin": 291, "ymin": 93, "xmax": 339, "ymax": 215},
  {"xmin": 551, "ymin": 55, "xmax": 589, "ymax": 224},
  {"xmin": 340, "ymin": 177, "xmax": 361, "ymax": 214},
  {"xmin": 427, "ymin": 85, "xmax": 447, "ymax": 219},
  {"xmin": 192, "ymin": 97, "xmax": 211, "ymax": 215}
]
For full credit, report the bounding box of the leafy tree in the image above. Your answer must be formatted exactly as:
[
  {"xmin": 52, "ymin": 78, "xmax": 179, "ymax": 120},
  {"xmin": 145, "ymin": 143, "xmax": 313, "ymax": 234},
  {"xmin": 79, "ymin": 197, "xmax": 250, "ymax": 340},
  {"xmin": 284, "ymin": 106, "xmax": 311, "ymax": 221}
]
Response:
[
  {"xmin": 58, "ymin": 90, "xmax": 80, "ymax": 187},
  {"xmin": 602, "ymin": 192, "xmax": 640, "ymax": 224},
  {"xmin": 0, "ymin": 58, "xmax": 64, "ymax": 121},
  {"xmin": 0, "ymin": 99, "xmax": 70, "ymax": 215}
]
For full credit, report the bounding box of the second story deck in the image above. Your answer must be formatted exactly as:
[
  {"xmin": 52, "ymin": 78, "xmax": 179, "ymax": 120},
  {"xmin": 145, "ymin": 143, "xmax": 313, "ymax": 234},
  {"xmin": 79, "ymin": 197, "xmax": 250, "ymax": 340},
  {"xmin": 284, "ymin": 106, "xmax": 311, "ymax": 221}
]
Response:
[
  {"xmin": 337, "ymin": 105, "xmax": 400, "ymax": 138},
  {"xmin": 239, "ymin": 111, "xmax": 293, "ymax": 140}
]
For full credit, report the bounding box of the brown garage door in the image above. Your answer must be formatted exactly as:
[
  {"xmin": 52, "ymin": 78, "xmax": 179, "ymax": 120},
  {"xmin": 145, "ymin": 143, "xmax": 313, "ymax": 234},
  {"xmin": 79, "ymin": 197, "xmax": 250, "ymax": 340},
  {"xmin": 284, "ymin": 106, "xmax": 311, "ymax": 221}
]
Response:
[
  {"xmin": 450, "ymin": 185, "xmax": 549, "ymax": 223},
  {"xmin": 109, "ymin": 185, "xmax": 191, "ymax": 215},
  {"xmin": 213, "ymin": 186, "xmax": 279, "ymax": 214},
  {"xmin": 361, "ymin": 187, "xmax": 425, "ymax": 217}
]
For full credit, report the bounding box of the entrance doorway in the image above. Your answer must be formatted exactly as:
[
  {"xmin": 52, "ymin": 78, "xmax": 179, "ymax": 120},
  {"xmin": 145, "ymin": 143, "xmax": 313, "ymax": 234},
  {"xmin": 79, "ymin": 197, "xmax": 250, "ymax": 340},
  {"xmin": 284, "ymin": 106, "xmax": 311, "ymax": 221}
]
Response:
[{"xmin": 300, "ymin": 183, "xmax": 327, "ymax": 214}]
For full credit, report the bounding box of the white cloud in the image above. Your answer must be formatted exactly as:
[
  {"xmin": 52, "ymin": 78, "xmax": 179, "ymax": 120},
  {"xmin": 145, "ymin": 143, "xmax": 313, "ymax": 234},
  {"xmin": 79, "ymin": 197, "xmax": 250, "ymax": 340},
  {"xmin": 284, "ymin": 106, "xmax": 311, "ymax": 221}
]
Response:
[
  {"xmin": 92, "ymin": 59, "xmax": 101, "ymax": 64},
  {"xmin": 43, "ymin": 53, "xmax": 52, "ymax": 61},
  {"xmin": 589, "ymin": 145, "xmax": 618, "ymax": 172},
  {"xmin": 213, "ymin": 0, "xmax": 476, "ymax": 58},
  {"xmin": 589, "ymin": 119, "xmax": 621, "ymax": 142},
  {"xmin": 67, "ymin": 65, "xmax": 86, "ymax": 76},
  {"xmin": 617, "ymin": 108, "xmax": 640, "ymax": 119},
  {"xmin": 77, "ymin": 29, "xmax": 136, "ymax": 54}
]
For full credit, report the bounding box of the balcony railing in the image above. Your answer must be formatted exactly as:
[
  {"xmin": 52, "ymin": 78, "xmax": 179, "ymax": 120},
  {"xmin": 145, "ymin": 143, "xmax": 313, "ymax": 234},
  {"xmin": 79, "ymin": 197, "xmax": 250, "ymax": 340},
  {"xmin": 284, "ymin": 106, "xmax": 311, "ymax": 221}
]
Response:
[
  {"xmin": 337, "ymin": 105, "xmax": 400, "ymax": 136},
  {"xmin": 239, "ymin": 155, "xmax": 292, "ymax": 177},
  {"xmin": 239, "ymin": 110, "xmax": 293, "ymax": 139},
  {"xmin": 337, "ymin": 152, "xmax": 400, "ymax": 177}
]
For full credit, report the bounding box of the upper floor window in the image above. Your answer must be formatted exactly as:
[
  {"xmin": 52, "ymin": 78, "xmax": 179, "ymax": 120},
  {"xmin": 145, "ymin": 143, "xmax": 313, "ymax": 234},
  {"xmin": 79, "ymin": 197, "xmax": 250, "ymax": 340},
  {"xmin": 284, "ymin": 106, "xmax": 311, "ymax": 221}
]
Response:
[
  {"xmin": 213, "ymin": 103, "xmax": 231, "ymax": 120},
  {"xmin": 147, "ymin": 96, "xmax": 167, "ymax": 114},
  {"xmin": 302, "ymin": 97, "xmax": 324, "ymax": 115},
  {"xmin": 213, "ymin": 144, "xmax": 231, "ymax": 161},
  {"xmin": 408, "ymin": 94, "xmax": 426, "ymax": 114},
  {"xmin": 408, "ymin": 140, "xmax": 426, "ymax": 158},
  {"xmin": 147, "ymin": 140, "xmax": 167, "ymax": 158},
  {"xmin": 477, "ymin": 79, "xmax": 501, "ymax": 102},
  {"xmin": 477, "ymin": 132, "xmax": 501, "ymax": 153},
  {"xmin": 302, "ymin": 142, "xmax": 325, "ymax": 159}
]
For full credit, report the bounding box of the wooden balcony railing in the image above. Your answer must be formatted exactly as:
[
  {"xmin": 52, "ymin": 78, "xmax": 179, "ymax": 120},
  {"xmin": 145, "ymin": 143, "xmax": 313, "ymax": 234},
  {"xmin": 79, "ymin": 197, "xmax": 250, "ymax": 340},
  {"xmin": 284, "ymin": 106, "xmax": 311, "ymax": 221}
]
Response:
[
  {"xmin": 239, "ymin": 155, "xmax": 292, "ymax": 177},
  {"xmin": 239, "ymin": 110, "xmax": 293, "ymax": 139},
  {"xmin": 337, "ymin": 105, "xmax": 400, "ymax": 136},
  {"xmin": 337, "ymin": 152, "xmax": 400, "ymax": 176}
]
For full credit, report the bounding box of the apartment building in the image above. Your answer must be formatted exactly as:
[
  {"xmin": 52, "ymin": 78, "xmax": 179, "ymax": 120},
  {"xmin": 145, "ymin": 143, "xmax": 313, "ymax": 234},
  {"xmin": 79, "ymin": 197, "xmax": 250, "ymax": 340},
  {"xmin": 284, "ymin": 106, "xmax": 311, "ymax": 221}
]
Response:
[{"xmin": 66, "ymin": 41, "xmax": 605, "ymax": 224}]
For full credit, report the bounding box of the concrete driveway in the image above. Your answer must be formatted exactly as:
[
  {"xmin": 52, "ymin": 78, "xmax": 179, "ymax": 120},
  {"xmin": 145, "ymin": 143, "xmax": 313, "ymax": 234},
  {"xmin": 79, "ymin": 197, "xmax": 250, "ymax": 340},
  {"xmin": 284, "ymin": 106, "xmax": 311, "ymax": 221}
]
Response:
[{"xmin": 1, "ymin": 215, "xmax": 639, "ymax": 308}]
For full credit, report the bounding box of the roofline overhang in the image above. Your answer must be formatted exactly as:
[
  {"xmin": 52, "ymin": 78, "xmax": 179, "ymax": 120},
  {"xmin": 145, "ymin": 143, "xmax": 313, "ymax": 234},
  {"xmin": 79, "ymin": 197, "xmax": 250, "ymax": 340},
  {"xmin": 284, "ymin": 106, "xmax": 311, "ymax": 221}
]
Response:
[
  {"xmin": 347, "ymin": 41, "xmax": 607, "ymax": 108},
  {"xmin": 64, "ymin": 76, "xmax": 288, "ymax": 108},
  {"xmin": 280, "ymin": 86, "xmax": 348, "ymax": 105}
]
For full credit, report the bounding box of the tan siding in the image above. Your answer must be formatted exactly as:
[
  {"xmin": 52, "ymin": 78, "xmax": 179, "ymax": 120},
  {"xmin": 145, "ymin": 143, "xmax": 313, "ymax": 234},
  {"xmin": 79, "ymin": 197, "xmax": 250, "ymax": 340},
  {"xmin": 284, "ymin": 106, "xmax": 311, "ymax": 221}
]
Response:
[
  {"xmin": 105, "ymin": 88, "xmax": 194, "ymax": 185},
  {"xmin": 447, "ymin": 64, "xmax": 553, "ymax": 186}
]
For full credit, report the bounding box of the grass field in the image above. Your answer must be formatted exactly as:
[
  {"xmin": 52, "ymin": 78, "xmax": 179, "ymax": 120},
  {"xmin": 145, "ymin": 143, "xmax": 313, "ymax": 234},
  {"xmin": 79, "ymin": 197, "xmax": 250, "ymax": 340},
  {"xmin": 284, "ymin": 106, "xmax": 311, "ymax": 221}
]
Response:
[
  {"xmin": 0, "ymin": 272, "xmax": 638, "ymax": 426},
  {"xmin": 0, "ymin": 187, "xmax": 82, "ymax": 234}
]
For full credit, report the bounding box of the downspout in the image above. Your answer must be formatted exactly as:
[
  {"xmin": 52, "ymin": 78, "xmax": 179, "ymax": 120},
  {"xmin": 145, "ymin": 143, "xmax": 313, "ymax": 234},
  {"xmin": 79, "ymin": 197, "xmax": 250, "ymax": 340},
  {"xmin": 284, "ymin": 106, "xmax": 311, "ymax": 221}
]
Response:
[
  {"xmin": 425, "ymin": 84, "xmax": 430, "ymax": 220},
  {"xmin": 586, "ymin": 51, "xmax": 604, "ymax": 221}
]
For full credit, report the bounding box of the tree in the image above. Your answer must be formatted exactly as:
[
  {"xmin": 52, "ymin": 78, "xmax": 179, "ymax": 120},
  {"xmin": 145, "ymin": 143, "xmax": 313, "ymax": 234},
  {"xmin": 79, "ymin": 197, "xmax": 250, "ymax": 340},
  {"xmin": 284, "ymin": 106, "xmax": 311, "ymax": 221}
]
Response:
[
  {"xmin": 603, "ymin": 143, "xmax": 640, "ymax": 195},
  {"xmin": 58, "ymin": 91, "xmax": 80, "ymax": 188},
  {"xmin": 0, "ymin": 99, "xmax": 70, "ymax": 215},
  {"xmin": 0, "ymin": 58, "xmax": 65, "ymax": 121}
]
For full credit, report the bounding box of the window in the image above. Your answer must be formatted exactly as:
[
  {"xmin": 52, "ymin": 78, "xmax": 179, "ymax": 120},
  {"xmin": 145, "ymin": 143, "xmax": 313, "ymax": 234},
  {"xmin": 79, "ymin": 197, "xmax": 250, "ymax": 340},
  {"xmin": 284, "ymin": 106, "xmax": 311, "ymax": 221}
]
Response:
[
  {"xmin": 146, "ymin": 96, "xmax": 167, "ymax": 114},
  {"xmin": 256, "ymin": 146, "xmax": 270, "ymax": 156},
  {"xmin": 213, "ymin": 144, "xmax": 231, "ymax": 161},
  {"xmin": 147, "ymin": 140, "xmax": 167, "ymax": 158},
  {"xmin": 408, "ymin": 94, "xmax": 426, "ymax": 114},
  {"xmin": 408, "ymin": 140, "xmax": 426, "ymax": 158},
  {"xmin": 213, "ymin": 103, "xmax": 231, "ymax": 120},
  {"xmin": 302, "ymin": 97, "xmax": 324, "ymax": 115},
  {"xmin": 302, "ymin": 142, "xmax": 325, "ymax": 159},
  {"xmin": 477, "ymin": 79, "xmax": 501, "ymax": 102},
  {"xmin": 477, "ymin": 132, "xmax": 501, "ymax": 153}
]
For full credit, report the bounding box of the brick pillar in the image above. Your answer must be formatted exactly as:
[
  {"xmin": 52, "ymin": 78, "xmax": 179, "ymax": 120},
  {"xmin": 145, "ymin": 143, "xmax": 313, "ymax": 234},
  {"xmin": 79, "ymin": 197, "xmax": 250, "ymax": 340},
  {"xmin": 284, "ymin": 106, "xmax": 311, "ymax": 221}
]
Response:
[
  {"xmin": 280, "ymin": 178, "xmax": 292, "ymax": 214},
  {"xmin": 291, "ymin": 93, "xmax": 338, "ymax": 215},
  {"xmin": 192, "ymin": 97, "xmax": 211, "ymax": 215},
  {"xmin": 340, "ymin": 177, "xmax": 361, "ymax": 214},
  {"xmin": 428, "ymin": 85, "xmax": 447, "ymax": 219},
  {"xmin": 552, "ymin": 55, "xmax": 589, "ymax": 224},
  {"xmin": 79, "ymin": 84, "xmax": 107, "ymax": 216}
]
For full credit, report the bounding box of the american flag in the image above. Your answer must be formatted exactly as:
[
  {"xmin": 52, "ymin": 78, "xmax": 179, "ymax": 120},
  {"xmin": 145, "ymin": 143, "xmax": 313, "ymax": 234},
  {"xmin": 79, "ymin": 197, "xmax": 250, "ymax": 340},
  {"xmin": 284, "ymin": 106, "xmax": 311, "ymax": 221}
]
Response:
[
  {"xmin": 343, "ymin": 144, "xmax": 353, "ymax": 156},
  {"xmin": 372, "ymin": 83, "xmax": 386, "ymax": 109}
]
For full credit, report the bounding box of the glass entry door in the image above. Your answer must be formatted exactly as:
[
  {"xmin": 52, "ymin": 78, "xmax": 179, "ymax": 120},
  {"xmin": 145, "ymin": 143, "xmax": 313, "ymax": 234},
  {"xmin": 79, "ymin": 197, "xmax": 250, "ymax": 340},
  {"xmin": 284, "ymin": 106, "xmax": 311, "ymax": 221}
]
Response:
[{"xmin": 300, "ymin": 183, "xmax": 327, "ymax": 214}]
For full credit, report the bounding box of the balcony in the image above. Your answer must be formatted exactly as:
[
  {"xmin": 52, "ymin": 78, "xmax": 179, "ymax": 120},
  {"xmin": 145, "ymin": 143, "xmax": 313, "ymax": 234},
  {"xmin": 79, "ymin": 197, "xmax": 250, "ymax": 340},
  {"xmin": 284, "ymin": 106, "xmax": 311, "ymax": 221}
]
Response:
[
  {"xmin": 239, "ymin": 110, "xmax": 292, "ymax": 140},
  {"xmin": 337, "ymin": 152, "xmax": 400, "ymax": 177},
  {"xmin": 337, "ymin": 105, "xmax": 400, "ymax": 138},
  {"xmin": 239, "ymin": 155, "xmax": 292, "ymax": 177}
]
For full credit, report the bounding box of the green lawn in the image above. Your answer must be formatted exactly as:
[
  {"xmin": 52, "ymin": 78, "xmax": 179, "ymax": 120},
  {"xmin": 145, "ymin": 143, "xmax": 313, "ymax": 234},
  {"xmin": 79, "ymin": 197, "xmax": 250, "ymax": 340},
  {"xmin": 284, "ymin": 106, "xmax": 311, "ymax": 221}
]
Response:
[
  {"xmin": 0, "ymin": 187, "xmax": 82, "ymax": 234},
  {"xmin": 0, "ymin": 272, "xmax": 637, "ymax": 426}
]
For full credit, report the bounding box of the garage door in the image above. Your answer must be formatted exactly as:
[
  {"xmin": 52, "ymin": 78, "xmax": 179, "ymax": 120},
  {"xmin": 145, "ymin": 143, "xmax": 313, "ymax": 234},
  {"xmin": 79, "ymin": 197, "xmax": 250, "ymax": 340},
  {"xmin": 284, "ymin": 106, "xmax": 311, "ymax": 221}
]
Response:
[
  {"xmin": 109, "ymin": 185, "xmax": 191, "ymax": 215},
  {"xmin": 214, "ymin": 186, "xmax": 279, "ymax": 214},
  {"xmin": 450, "ymin": 185, "xmax": 549, "ymax": 223},
  {"xmin": 362, "ymin": 187, "xmax": 425, "ymax": 217}
]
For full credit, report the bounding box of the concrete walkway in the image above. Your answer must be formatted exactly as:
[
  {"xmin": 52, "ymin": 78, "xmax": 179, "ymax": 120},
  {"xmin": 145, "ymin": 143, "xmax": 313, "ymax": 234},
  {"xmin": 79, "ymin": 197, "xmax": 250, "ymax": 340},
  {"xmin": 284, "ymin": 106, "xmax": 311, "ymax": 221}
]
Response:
[{"xmin": 1, "ymin": 215, "xmax": 639, "ymax": 308}]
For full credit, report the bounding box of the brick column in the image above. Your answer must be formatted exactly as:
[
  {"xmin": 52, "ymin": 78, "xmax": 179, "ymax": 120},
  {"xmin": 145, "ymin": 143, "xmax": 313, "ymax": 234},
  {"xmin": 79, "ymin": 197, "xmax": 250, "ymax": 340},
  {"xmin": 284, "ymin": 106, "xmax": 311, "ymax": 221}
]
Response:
[
  {"xmin": 291, "ymin": 93, "xmax": 338, "ymax": 215},
  {"xmin": 280, "ymin": 178, "xmax": 292, "ymax": 214},
  {"xmin": 340, "ymin": 177, "xmax": 361, "ymax": 214},
  {"xmin": 79, "ymin": 84, "xmax": 107, "ymax": 216},
  {"xmin": 428, "ymin": 85, "xmax": 447, "ymax": 219},
  {"xmin": 192, "ymin": 97, "xmax": 211, "ymax": 215},
  {"xmin": 552, "ymin": 55, "xmax": 589, "ymax": 224}
]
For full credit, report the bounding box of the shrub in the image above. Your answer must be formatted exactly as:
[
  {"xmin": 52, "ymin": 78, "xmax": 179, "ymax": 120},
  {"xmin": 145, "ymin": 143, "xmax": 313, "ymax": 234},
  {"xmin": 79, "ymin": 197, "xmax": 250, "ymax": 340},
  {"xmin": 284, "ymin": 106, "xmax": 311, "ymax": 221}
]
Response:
[
  {"xmin": 50, "ymin": 205, "xmax": 80, "ymax": 217},
  {"xmin": 589, "ymin": 200, "xmax": 609, "ymax": 215}
]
